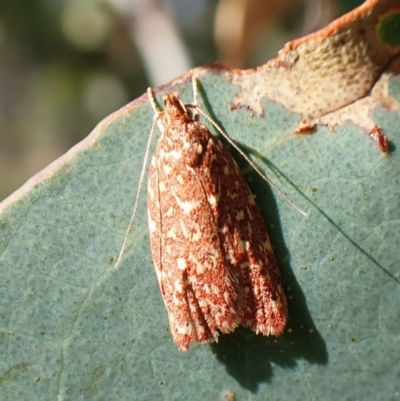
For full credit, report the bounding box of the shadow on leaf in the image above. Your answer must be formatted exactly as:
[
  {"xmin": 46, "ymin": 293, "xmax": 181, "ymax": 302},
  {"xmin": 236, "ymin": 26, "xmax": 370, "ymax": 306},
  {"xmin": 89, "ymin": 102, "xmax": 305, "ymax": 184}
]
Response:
[{"xmin": 210, "ymin": 157, "xmax": 328, "ymax": 391}]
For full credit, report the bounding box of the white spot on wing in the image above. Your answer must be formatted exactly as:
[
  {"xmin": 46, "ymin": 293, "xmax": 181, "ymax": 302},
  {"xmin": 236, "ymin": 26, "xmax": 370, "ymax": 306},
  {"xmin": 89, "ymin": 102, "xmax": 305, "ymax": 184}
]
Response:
[
  {"xmin": 164, "ymin": 165, "xmax": 172, "ymax": 175},
  {"xmin": 189, "ymin": 253, "xmax": 205, "ymax": 274},
  {"xmin": 172, "ymin": 191, "xmax": 200, "ymax": 214},
  {"xmin": 227, "ymin": 190, "xmax": 238, "ymax": 200},
  {"xmin": 177, "ymin": 258, "xmax": 187, "ymax": 270},
  {"xmin": 208, "ymin": 194, "xmax": 219, "ymax": 206},
  {"xmin": 149, "ymin": 219, "xmax": 157, "ymax": 233},
  {"xmin": 176, "ymin": 324, "xmax": 191, "ymax": 335},
  {"xmin": 242, "ymin": 241, "xmax": 250, "ymax": 250},
  {"xmin": 179, "ymin": 221, "xmax": 189, "ymax": 238},
  {"xmin": 181, "ymin": 201, "xmax": 199, "ymax": 214},
  {"xmin": 174, "ymin": 280, "xmax": 183, "ymax": 293},
  {"xmin": 219, "ymin": 225, "xmax": 228, "ymax": 234},
  {"xmin": 264, "ymin": 240, "xmax": 273, "ymax": 252},
  {"xmin": 170, "ymin": 150, "xmax": 182, "ymax": 160},
  {"xmin": 236, "ymin": 210, "xmax": 244, "ymax": 221},
  {"xmin": 148, "ymin": 185, "xmax": 154, "ymax": 200},
  {"xmin": 167, "ymin": 229, "xmax": 176, "ymax": 239}
]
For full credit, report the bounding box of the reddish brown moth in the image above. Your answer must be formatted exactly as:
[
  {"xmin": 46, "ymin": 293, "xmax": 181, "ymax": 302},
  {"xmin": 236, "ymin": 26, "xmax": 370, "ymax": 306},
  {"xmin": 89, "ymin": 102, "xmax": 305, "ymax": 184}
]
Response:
[{"xmin": 144, "ymin": 78, "xmax": 288, "ymax": 351}]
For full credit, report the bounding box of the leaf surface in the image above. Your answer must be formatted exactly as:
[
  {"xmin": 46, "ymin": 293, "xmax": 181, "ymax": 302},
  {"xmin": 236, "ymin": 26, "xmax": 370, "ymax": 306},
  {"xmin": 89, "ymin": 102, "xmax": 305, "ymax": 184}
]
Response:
[{"xmin": 1, "ymin": 1, "xmax": 400, "ymax": 399}]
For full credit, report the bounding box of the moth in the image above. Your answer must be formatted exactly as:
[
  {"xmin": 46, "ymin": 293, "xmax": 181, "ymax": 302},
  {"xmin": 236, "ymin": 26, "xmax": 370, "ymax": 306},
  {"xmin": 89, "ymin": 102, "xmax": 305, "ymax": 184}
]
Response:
[{"xmin": 144, "ymin": 78, "xmax": 288, "ymax": 351}]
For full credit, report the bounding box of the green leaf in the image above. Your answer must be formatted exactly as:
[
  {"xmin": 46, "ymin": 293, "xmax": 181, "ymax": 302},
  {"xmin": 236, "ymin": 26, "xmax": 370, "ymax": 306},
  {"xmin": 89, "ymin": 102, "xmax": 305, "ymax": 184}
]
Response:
[
  {"xmin": 1, "ymin": 70, "xmax": 400, "ymax": 400},
  {"xmin": 2, "ymin": 1, "xmax": 400, "ymax": 399}
]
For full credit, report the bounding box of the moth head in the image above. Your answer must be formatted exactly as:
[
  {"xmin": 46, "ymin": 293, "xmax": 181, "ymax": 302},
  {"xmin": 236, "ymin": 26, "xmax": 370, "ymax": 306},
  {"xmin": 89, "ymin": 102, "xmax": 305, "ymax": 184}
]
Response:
[{"xmin": 163, "ymin": 92, "xmax": 193, "ymax": 123}]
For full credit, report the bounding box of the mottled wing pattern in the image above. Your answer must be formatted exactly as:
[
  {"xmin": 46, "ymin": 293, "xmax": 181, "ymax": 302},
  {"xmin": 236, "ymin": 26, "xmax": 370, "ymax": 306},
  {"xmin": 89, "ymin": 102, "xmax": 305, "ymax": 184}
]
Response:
[
  {"xmin": 147, "ymin": 93, "xmax": 287, "ymax": 351},
  {"xmin": 203, "ymin": 133, "xmax": 287, "ymax": 336}
]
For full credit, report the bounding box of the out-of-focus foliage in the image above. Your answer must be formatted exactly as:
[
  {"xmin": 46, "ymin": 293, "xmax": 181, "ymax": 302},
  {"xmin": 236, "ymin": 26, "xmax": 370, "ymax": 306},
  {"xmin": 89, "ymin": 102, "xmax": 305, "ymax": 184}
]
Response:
[{"xmin": 0, "ymin": 0, "xmax": 363, "ymax": 201}]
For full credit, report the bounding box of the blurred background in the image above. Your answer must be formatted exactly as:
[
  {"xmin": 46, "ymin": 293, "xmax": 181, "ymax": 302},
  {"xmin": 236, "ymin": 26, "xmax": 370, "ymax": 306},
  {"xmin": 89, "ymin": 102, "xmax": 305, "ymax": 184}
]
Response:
[{"xmin": 0, "ymin": 0, "xmax": 363, "ymax": 201}]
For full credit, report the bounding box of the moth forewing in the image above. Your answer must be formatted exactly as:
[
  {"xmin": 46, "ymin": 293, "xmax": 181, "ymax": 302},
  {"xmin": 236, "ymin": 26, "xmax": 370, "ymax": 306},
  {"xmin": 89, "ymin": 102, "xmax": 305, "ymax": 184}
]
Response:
[{"xmin": 146, "ymin": 84, "xmax": 287, "ymax": 351}]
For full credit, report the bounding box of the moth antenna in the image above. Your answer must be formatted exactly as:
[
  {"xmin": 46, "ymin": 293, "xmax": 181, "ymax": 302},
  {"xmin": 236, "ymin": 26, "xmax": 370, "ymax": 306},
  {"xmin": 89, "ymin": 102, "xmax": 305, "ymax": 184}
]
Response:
[
  {"xmin": 191, "ymin": 76, "xmax": 307, "ymax": 217},
  {"xmin": 115, "ymin": 89, "xmax": 160, "ymax": 268},
  {"xmin": 147, "ymin": 86, "xmax": 159, "ymax": 112},
  {"xmin": 147, "ymin": 87, "xmax": 167, "ymax": 132}
]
